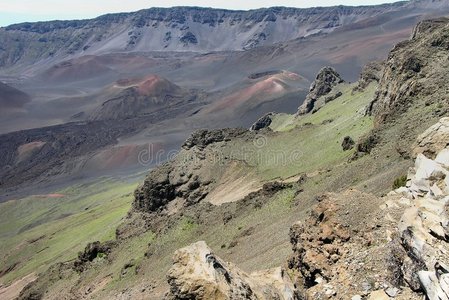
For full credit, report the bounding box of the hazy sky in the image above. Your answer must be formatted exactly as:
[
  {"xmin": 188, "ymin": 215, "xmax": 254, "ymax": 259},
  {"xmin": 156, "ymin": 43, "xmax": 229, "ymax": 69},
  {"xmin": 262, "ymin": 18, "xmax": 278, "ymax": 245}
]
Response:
[{"xmin": 0, "ymin": 0, "xmax": 399, "ymax": 27}]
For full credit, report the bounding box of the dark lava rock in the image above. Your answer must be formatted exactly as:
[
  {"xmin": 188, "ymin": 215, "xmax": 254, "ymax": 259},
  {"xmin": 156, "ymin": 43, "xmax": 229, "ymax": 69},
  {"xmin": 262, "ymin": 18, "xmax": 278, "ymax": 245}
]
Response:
[
  {"xmin": 74, "ymin": 241, "xmax": 116, "ymax": 272},
  {"xmin": 133, "ymin": 164, "xmax": 177, "ymax": 212},
  {"xmin": 180, "ymin": 31, "xmax": 198, "ymax": 45},
  {"xmin": 341, "ymin": 136, "xmax": 355, "ymax": 151},
  {"xmin": 324, "ymin": 91, "xmax": 343, "ymax": 103},
  {"xmin": 248, "ymin": 70, "xmax": 282, "ymax": 80},
  {"xmin": 250, "ymin": 113, "xmax": 274, "ymax": 131},
  {"xmin": 182, "ymin": 128, "xmax": 248, "ymax": 150},
  {"xmin": 367, "ymin": 18, "xmax": 449, "ymax": 124},
  {"xmin": 353, "ymin": 61, "xmax": 383, "ymax": 92},
  {"xmin": 297, "ymin": 67, "xmax": 344, "ymax": 115},
  {"xmin": 239, "ymin": 181, "xmax": 292, "ymax": 209}
]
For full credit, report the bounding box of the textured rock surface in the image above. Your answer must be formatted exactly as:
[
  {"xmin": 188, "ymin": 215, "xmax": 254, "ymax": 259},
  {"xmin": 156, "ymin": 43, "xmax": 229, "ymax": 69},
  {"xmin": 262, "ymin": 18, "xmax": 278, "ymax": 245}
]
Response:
[
  {"xmin": 412, "ymin": 117, "xmax": 449, "ymax": 159},
  {"xmin": 166, "ymin": 241, "xmax": 296, "ymax": 300},
  {"xmin": 388, "ymin": 117, "xmax": 449, "ymax": 299},
  {"xmin": 296, "ymin": 67, "xmax": 344, "ymax": 115},
  {"xmin": 134, "ymin": 128, "xmax": 250, "ymax": 213},
  {"xmin": 182, "ymin": 128, "xmax": 248, "ymax": 150},
  {"xmin": 0, "ymin": 4, "xmax": 421, "ymax": 67},
  {"xmin": 250, "ymin": 113, "xmax": 274, "ymax": 131},
  {"xmin": 341, "ymin": 136, "xmax": 355, "ymax": 151},
  {"xmin": 353, "ymin": 61, "xmax": 384, "ymax": 93},
  {"xmin": 367, "ymin": 18, "xmax": 449, "ymax": 124},
  {"xmin": 73, "ymin": 241, "xmax": 117, "ymax": 272}
]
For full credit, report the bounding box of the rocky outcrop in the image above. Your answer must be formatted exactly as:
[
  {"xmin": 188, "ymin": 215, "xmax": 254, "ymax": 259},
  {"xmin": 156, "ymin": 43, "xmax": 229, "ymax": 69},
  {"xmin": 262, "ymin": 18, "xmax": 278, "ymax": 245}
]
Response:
[
  {"xmin": 324, "ymin": 91, "xmax": 342, "ymax": 104},
  {"xmin": 250, "ymin": 113, "xmax": 274, "ymax": 131},
  {"xmin": 412, "ymin": 117, "xmax": 449, "ymax": 159},
  {"xmin": 296, "ymin": 67, "xmax": 344, "ymax": 115},
  {"xmin": 341, "ymin": 136, "xmax": 355, "ymax": 151},
  {"xmin": 352, "ymin": 61, "xmax": 383, "ymax": 92},
  {"xmin": 284, "ymin": 190, "xmax": 415, "ymax": 299},
  {"xmin": 73, "ymin": 241, "xmax": 117, "ymax": 272},
  {"xmin": 388, "ymin": 117, "xmax": 449, "ymax": 299},
  {"xmin": 133, "ymin": 163, "xmax": 211, "ymax": 212},
  {"xmin": 367, "ymin": 18, "xmax": 449, "ymax": 124},
  {"xmin": 0, "ymin": 3, "xmax": 428, "ymax": 67},
  {"xmin": 166, "ymin": 241, "xmax": 296, "ymax": 300},
  {"xmin": 133, "ymin": 164, "xmax": 178, "ymax": 212},
  {"xmin": 182, "ymin": 128, "xmax": 248, "ymax": 150},
  {"xmin": 287, "ymin": 197, "xmax": 350, "ymax": 291},
  {"xmin": 134, "ymin": 128, "xmax": 250, "ymax": 213}
]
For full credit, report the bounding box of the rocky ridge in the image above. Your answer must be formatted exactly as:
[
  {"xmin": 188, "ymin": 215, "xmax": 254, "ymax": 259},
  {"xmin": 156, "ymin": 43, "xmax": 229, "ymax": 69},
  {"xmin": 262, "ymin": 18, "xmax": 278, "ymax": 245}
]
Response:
[
  {"xmin": 296, "ymin": 66, "xmax": 344, "ymax": 115},
  {"xmin": 8, "ymin": 14, "xmax": 449, "ymax": 300},
  {"xmin": 367, "ymin": 17, "xmax": 449, "ymax": 124},
  {"xmin": 0, "ymin": 3, "xmax": 418, "ymax": 68},
  {"xmin": 250, "ymin": 113, "xmax": 274, "ymax": 131},
  {"xmin": 133, "ymin": 128, "xmax": 251, "ymax": 213},
  {"xmin": 165, "ymin": 117, "xmax": 449, "ymax": 300}
]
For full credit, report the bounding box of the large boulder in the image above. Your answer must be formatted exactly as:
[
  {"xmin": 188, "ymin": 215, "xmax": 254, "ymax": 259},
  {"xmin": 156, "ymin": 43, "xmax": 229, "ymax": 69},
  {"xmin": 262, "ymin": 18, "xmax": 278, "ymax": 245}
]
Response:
[
  {"xmin": 412, "ymin": 117, "xmax": 449, "ymax": 159},
  {"xmin": 388, "ymin": 118, "xmax": 449, "ymax": 299},
  {"xmin": 250, "ymin": 113, "xmax": 274, "ymax": 131},
  {"xmin": 296, "ymin": 67, "xmax": 344, "ymax": 115},
  {"xmin": 182, "ymin": 128, "xmax": 248, "ymax": 150},
  {"xmin": 353, "ymin": 61, "xmax": 384, "ymax": 92},
  {"xmin": 166, "ymin": 241, "xmax": 296, "ymax": 300}
]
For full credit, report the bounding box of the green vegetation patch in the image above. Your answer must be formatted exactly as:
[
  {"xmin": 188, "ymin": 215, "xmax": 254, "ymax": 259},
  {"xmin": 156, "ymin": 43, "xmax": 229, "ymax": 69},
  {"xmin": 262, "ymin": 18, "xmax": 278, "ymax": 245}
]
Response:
[
  {"xmin": 228, "ymin": 83, "xmax": 376, "ymax": 180},
  {"xmin": 0, "ymin": 178, "xmax": 136, "ymax": 284}
]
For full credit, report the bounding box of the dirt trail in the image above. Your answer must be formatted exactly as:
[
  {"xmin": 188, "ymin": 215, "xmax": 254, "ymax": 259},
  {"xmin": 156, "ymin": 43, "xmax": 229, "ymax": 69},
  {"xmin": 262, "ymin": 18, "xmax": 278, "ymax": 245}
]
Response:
[{"xmin": 0, "ymin": 273, "xmax": 37, "ymax": 300}]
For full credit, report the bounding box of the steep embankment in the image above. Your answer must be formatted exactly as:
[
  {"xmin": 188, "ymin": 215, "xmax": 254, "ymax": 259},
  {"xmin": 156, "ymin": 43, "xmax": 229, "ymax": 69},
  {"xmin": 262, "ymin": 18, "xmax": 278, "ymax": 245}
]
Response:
[
  {"xmin": 7, "ymin": 16, "xmax": 449, "ymax": 300},
  {"xmin": 0, "ymin": 3, "xmax": 416, "ymax": 68},
  {"xmin": 368, "ymin": 17, "xmax": 449, "ymax": 124}
]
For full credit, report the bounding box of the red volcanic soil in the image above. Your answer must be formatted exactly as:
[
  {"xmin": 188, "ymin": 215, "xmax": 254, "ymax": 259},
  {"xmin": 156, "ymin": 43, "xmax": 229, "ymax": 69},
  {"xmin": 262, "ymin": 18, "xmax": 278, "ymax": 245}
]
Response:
[
  {"xmin": 115, "ymin": 75, "xmax": 182, "ymax": 97},
  {"xmin": 34, "ymin": 194, "xmax": 65, "ymax": 198},
  {"xmin": 205, "ymin": 71, "xmax": 303, "ymax": 114},
  {"xmin": 0, "ymin": 82, "xmax": 31, "ymax": 112}
]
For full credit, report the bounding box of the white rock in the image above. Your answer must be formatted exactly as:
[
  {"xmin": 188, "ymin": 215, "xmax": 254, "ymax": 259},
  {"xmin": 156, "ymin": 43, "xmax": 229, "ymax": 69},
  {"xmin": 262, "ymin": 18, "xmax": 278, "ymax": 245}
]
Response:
[
  {"xmin": 436, "ymin": 148, "xmax": 449, "ymax": 167},
  {"xmin": 167, "ymin": 241, "xmax": 296, "ymax": 300},
  {"xmin": 367, "ymin": 290, "xmax": 389, "ymax": 300},
  {"xmin": 398, "ymin": 197, "xmax": 411, "ymax": 206},
  {"xmin": 415, "ymin": 154, "xmax": 442, "ymax": 180},
  {"xmin": 394, "ymin": 186, "xmax": 412, "ymax": 198},
  {"xmin": 418, "ymin": 271, "xmax": 449, "ymax": 300},
  {"xmin": 430, "ymin": 183, "xmax": 444, "ymax": 198},
  {"xmin": 385, "ymin": 286, "xmax": 400, "ymax": 297},
  {"xmin": 413, "ymin": 117, "xmax": 449, "ymax": 158}
]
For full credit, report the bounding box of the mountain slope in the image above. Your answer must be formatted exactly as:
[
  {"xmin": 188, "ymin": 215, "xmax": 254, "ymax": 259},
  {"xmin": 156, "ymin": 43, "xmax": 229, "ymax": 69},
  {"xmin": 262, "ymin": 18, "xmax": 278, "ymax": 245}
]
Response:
[
  {"xmin": 0, "ymin": 82, "xmax": 30, "ymax": 113},
  {"xmin": 10, "ymin": 16, "xmax": 449, "ymax": 299},
  {"xmin": 88, "ymin": 75, "xmax": 202, "ymax": 121},
  {"xmin": 1, "ymin": 1, "xmax": 449, "ymax": 70}
]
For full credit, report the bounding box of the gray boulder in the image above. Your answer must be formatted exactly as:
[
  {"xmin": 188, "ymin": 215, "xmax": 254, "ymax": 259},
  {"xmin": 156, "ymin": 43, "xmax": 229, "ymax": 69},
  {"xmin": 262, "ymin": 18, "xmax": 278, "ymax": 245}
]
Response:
[{"xmin": 296, "ymin": 67, "xmax": 344, "ymax": 115}]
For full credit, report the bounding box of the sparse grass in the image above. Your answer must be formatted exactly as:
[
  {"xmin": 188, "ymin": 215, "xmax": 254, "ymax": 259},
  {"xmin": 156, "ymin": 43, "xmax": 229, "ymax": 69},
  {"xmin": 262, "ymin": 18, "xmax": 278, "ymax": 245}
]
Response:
[
  {"xmin": 226, "ymin": 83, "xmax": 375, "ymax": 180},
  {"xmin": 0, "ymin": 178, "xmax": 137, "ymax": 284},
  {"xmin": 1, "ymin": 82, "xmax": 409, "ymax": 298},
  {"xmin": 392, "ymin": 175, "xmax": 408, "ymax": 189}
]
